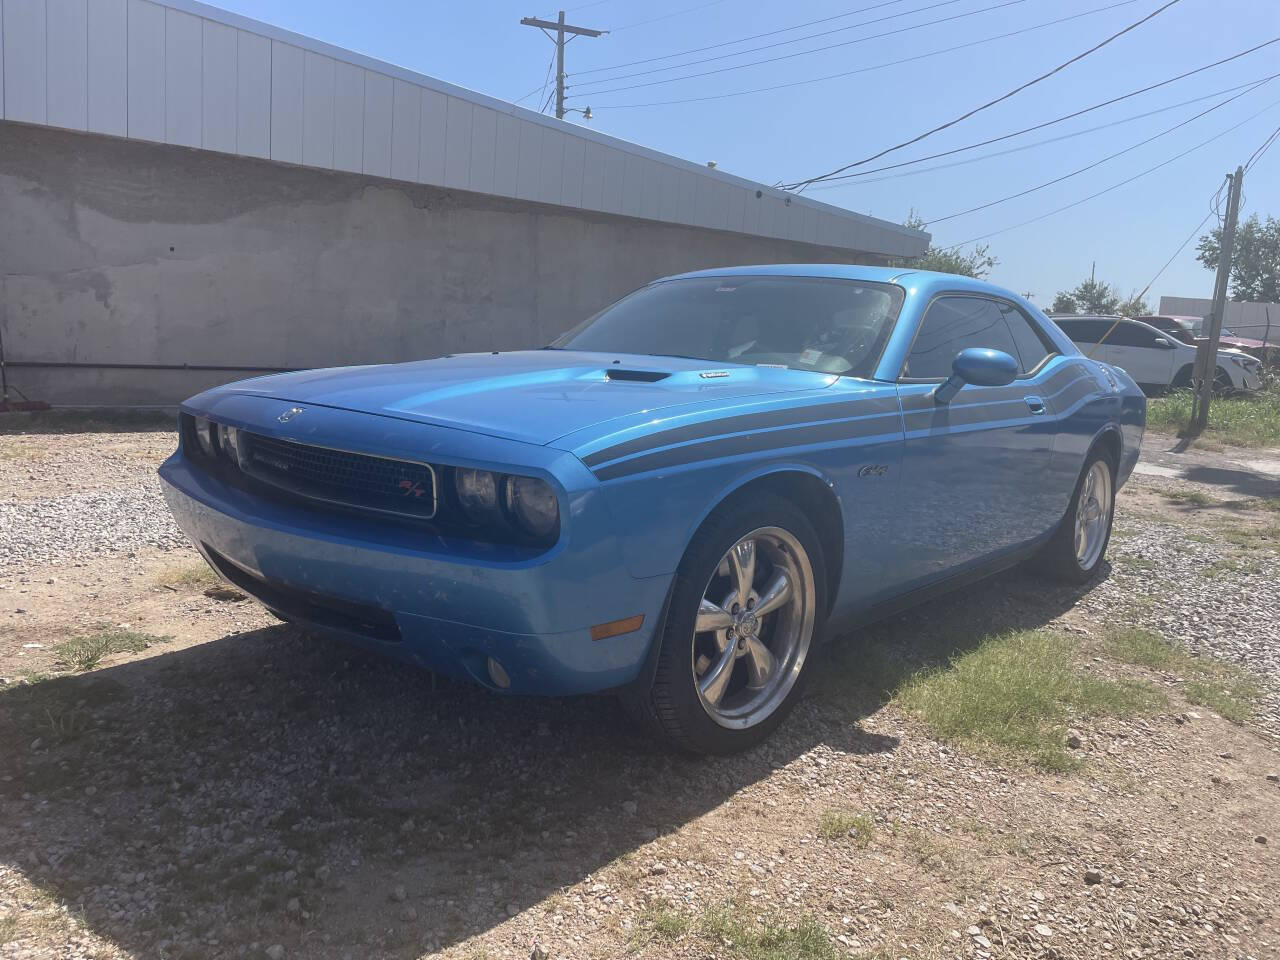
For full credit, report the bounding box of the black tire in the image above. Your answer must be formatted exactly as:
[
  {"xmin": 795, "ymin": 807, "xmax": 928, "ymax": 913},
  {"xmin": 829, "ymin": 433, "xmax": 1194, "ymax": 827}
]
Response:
[
  {"xmin": 624, "ymin": 492, "xmax": 827, "ymax": 755},
  {"xmin": 1172, "ymin": 365, "xmax": 1193, "ymax": 389},
  {"xmin": 1036, "ymin": 446, "xmax": 1117, "ymax": 583}
]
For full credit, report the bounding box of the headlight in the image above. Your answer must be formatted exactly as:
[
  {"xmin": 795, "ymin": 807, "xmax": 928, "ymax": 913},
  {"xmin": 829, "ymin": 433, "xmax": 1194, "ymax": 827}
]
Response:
[
  {"xmin": 217, "ymin": 423, "xmax": 239, "ymax": 461},
  {"xmin": 455, "ymin": 468, "xmax": 499, "ymax": 522},
  {"xmin": 504, "ymin": 475, "xmax": 560, "ymax": 538},
  {"xmin": 193, "ymin": 416, "xmax": 216, "ymax": 458}
]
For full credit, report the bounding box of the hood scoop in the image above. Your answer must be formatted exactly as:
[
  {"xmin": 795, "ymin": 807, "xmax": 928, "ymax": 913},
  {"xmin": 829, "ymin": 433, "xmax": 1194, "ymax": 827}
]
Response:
[{"xmin": 605, "ymin": 368, "xmax": 671, "ymax": 383}]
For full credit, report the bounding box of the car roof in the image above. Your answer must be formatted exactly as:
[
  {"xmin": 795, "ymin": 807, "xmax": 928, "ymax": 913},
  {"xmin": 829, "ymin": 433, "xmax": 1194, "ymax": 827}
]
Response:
[{"xmin": 656, "ymin": 263, "xmax": 1017, "ymax": 298}]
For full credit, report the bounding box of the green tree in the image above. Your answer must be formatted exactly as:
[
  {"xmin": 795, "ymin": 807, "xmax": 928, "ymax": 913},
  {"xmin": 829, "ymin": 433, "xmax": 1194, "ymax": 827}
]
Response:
[
  {"xmin": 1050, "ymin": 277, "xmax": 1124, "ymax": 315},
  {"xmin": 1196, "ymin": 213, "xmax": 1280, "ymax": 302},
  {"xmin": 897, "ymin": 212, "xmax": 998, "ymax": 279}
]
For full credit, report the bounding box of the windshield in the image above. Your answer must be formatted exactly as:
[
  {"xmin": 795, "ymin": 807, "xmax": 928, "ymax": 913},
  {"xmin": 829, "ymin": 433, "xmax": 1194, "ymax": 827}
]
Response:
[{"xmin": 552, "ymin": 276, "xmax": 905, "ymax": 377}]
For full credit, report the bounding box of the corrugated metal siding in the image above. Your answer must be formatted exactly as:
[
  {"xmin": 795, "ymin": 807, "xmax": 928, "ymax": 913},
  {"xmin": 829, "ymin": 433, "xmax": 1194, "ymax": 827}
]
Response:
[{"xmin": 0, "ymin": 0, "xmax": 929, "ymax": 259}]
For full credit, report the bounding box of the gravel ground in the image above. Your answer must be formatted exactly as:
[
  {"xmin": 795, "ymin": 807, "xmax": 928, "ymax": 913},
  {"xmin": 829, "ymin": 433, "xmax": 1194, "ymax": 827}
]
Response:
[
  {"xmin": 0, "ymin": 478, "xmax": 187, "ymax": 568},
  {"xmin": 1085, "ymin": 482, "xmax": 1280, "ymax": 734},
  {"xmin": 1, "ymin": 426, "xmax": 1278, "ymax": 960}
]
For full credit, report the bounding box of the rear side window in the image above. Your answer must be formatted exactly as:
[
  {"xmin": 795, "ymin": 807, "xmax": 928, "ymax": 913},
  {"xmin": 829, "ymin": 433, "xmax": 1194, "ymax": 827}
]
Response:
[
  {"xmin": 999, "ymin": 303, "xmax": 1056, "ymax": 373},
  {"xmin": 903, "ymin": 296, "xmax": 1020, "ymax": 380},
  {"xmin": 1054, "ymin": 318, "xmax": 1112, "ymax": 344},
  {"xmin": 1108, "ymin": 322, "xmax": 1165, "ymax": 348}
]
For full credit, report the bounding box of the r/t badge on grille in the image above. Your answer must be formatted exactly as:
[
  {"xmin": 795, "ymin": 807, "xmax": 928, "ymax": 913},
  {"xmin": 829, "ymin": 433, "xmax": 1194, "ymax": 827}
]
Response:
[{"xmin": 278, "ymin": 406, "xmax": 304, "ymax": 423}]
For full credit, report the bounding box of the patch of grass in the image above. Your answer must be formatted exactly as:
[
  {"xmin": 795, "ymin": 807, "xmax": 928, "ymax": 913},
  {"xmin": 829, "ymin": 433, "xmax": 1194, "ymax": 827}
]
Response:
[
  {"xmin": 897, "ymin": 629, "xmax": 1163, "ymax": 772},
  {"xmin": 53, "ymin": 629, "xmax": 171, "ymax": 671},
  {"xmin": 699, "ymin": 906, "xmax": 839, "ymax": 960},
  {"xmin": 816, "ymin": 809, "xmax": 874, "ymax": 846},
  {"xmin": 153, "ymin": 561, "xmax": 219, "ymax": 589},
  {"xmin": 630, "ymin": 906, "xmax": 692, "ymax": 949},
  {"xmin": 0, "ymin": 916, "xmax": 17, "ymax": 943},
  {"xmin": 1145, "ymin": 384, "xmax": 1280, "ymax": 447},
  {"xmin": 1163, "ymin": 488, "xmax": 1212, "ymax": 506},
  {"xmin": 1103, "ymin": 626, "xmax": 1261, "ymax": 724},
  {"xmin": 1253, "ymin": 497, "xmax": 1280, "ymax": 512},
  {"xmin": 1216, "ymin": 521, "xmax": 1280, "ymax": 553},
  {"xmin": 0, "ymin": 443, "xmax": 35, "ymax": 461},
  {"xmin": 1185, "ymin": 674, "xmax": 1263, "ymax": 724}
]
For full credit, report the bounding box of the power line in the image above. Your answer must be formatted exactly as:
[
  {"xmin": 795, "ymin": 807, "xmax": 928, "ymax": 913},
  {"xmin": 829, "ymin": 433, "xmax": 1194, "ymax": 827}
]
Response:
[
  {"xmin": 1245, "ymin": 122, "xmax": 1280, "ymax": 170},
  {"xmin": 610, "ymin": 0, "xmax": 731, "ymax": 32},
  {"xmin": 936, "ymin": 97, "xmax": 1280, "ymax": 251},
  {"xmin": 783, "ymin": 0, "xmax": 1185, "ymax": 192},
  {"xmin": 793, "ymin": 41, "xmax": 1280, "ymax": 187},
  {"xmin": 924, "ymin": 76, "xmax": 1276, "ymax": 224},
  {"xmin": 572, "ymin": 0, "xmax": 919, "ymax": 77},
  {"xmin": 805, "ymin": 76, "xmax": 1277, "ymax": 191},
  {"xmin": 570, "ymin": 0, "xmax": 977, "ymax": 90},
  {"xmin": 580, "ymin": 0, "xmax": 1141, "ymax": 109},
  {"xmin": 571, "ymin": 0, "xmax": 1031, "ymax": 96},
  {"xmin": 1132, "ymin": 205, "xmax": 1217, "ymax": 305}
]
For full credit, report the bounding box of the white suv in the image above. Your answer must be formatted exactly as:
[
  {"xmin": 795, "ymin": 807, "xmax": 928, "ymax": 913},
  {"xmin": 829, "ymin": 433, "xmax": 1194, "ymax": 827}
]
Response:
[{"xmin": 1050, "ymin": 315, "xmax": 1261, "ymax": 393}]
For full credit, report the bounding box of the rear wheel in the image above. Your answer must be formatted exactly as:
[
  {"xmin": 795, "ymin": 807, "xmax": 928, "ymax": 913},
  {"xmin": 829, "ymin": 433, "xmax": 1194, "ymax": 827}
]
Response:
[
  {"xmin": 1037, "ymin": 448, "xmax": 1116, "ymax": 583},
  {"xmin": 627, "ymin": 493, "xmax": 826, "ymax": 755}
]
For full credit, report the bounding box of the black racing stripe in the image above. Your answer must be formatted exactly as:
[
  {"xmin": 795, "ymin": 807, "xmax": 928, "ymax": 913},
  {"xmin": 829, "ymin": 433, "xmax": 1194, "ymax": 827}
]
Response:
[
  {"xmin": 898, "ymin": 365, "xmax": 1082, "ymax": 411},
  {"xmin": 581, "ymin": 395, "xmax": 901, "ymax": 468},
  {"xmin": 593, "ymin": 412, "xmax": 902, "ymax": 481},
  {"xmin": 903, "ymin": 399, "xmax": 1031, "ymax": 431}
]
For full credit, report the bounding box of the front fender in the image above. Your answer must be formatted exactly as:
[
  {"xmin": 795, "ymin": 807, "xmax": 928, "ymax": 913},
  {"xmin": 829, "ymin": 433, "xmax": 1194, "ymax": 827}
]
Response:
[{"xmin": 597, "ymin": 460, "xmax": 842, "ymax": 580}]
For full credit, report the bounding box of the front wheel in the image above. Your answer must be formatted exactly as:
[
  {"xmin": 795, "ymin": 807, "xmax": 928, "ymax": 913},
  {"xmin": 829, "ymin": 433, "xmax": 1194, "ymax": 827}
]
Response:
[
  {"xmin": 1037, "ymin": 449, "xmax": 1116, "ymax": 583},
  {"xmin": 627, "ymin": 493, "xmax": 826, "ymax": 755}
]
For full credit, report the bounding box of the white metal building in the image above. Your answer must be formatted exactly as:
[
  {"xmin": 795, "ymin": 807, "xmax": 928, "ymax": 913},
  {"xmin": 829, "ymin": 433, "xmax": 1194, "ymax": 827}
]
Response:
[{"xmin": 0, "ymin": 0, "xmax": 929, "ymax": 405}]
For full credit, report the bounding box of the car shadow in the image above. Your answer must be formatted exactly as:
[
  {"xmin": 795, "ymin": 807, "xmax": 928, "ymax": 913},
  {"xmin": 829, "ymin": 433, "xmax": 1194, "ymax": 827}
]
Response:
[
  {"xmin": 1178, "ymin": 464, "xmax": 1280, "ymax": 499},
  {"xmin": 0, "ymin": 563, "xmax": 1095, "ymax": 958}
]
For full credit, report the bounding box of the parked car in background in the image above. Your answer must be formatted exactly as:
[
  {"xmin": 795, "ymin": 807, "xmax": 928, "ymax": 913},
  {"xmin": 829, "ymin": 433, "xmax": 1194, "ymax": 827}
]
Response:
[
  {"xmin": 1050, "ymin": 315, "xmax": 1262, "ymax": 393},
  {"xmin": 161, "ymin": 267, "xmax": 1146, "ymax": 754},
  {"xmin": 1137, "ymin": 314, "xmax": 1271, "ymax": 358}
]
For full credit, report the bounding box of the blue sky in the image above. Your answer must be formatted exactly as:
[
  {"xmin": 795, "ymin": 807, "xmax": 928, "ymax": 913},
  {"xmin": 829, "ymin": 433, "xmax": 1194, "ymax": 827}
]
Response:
[{"xmin": 214, "ymin": 0, "xmax": 1279, "ymax": 309}]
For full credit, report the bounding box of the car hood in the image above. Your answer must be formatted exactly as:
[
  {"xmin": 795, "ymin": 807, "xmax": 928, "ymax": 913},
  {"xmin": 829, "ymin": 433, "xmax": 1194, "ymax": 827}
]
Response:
[{"xmin": 222, "ymin": 350, "xmax": 836, "ymax": 445}]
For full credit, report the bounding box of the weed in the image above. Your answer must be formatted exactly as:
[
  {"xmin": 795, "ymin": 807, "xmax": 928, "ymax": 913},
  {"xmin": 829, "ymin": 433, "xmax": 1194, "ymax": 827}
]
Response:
[
  {"xmin": 1145, "ymin": 383, "xmax": 1280, "ymax": 447},
  {"xmin": 700, "ymin": 905, "xmax": 839, "ymax": 960},
  {"xmin": 630, "ymin": 906, "xmax": 691, "ymax": 948},
  {"xmin": 897, "ymin": 629, "xmax": 1163, "ymax": 772},
  {"xmin": 1163, "ymin": 489, "xmax": 1212, "ymax": 506},
  {"xmin": 53, "ymin": 630, "xmax": 171, "ymax": 671},
  {"xmin": 1103, "ymin": 626, "xmax": 1260, "ymax": 724},
  {"xmin": 153, "ymin": 561, "xmax": 218, "ymax": 589},
  {"xmin": 817, "ymin": 810, "xmax": 874, "ymax": 846},
  {"xmin": 0, "ymin": 916, "xmax": 17, "ymax": 943}
]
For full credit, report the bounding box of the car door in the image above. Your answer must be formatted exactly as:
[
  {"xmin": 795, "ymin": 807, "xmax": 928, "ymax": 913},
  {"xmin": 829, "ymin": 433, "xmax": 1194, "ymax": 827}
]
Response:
[
  {"xmin": 893, "ymin": 294, "xmax": 1060, "ymax": 591},
  {"xmin": 1104, "ymin": 320, "xmax": 1177, "ymax": 388}
]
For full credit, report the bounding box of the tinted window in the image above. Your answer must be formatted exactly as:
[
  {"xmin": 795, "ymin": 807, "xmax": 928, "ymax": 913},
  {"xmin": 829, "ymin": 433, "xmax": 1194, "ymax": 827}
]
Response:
[
  {"xmin": 552, "ymin": 276, "xmax": 905, "ymax": 377},
  {"xmin": 999, "ymin": 303, "xmax": 1055, "ymax": 372},
  {"xmin": 1108, "ymin": 322, "xmax": 1164, "ymax": 348},
  {"xmin": 903, "ymin": 296, "xmax": 1020, "ymax": 380},
  {"xmin": 1054, "ymin": 318, "xmax": 1112, "ymax": 344}
]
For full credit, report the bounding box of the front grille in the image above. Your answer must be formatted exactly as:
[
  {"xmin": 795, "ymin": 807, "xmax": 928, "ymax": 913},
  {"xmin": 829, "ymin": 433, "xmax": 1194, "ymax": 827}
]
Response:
[{"xmin": 238, "ymin": 432, "xmax": 437, "ymax": 520}]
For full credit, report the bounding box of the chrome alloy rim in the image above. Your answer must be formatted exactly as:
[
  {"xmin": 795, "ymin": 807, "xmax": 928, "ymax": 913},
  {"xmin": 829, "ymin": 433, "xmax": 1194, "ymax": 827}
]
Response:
[
  {"xmin": 692, "ymin": 527, "xmax": 816, "ymax": 729},
  {"xmin": 1074, "ymin": 461, "xmax": 1113, "ymax": 571}
]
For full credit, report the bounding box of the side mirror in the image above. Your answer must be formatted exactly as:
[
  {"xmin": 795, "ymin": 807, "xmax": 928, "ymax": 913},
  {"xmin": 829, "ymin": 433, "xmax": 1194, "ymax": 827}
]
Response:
[{"xmin": 934, "ymin": 347, "xmax": 1018, "ymax": 404}]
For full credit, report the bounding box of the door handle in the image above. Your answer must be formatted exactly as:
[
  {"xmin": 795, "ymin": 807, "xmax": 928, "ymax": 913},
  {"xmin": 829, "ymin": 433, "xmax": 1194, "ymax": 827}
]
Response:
[{"xmin": 1025, "ymin": 396, "xmax": 1046, "ymax": 415}]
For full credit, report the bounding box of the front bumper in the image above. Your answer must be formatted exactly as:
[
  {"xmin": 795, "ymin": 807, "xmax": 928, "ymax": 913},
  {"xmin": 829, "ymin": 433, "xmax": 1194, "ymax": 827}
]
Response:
[{"xmin": 159, "ymin": 452, "xmax": 671, "ymax": 696}]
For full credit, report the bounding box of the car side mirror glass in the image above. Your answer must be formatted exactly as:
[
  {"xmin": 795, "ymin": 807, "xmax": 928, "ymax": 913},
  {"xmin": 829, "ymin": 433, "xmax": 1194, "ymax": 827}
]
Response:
[{"xmin": 934, "ymin": 348, "xmax": 1018, "ymax": 404}]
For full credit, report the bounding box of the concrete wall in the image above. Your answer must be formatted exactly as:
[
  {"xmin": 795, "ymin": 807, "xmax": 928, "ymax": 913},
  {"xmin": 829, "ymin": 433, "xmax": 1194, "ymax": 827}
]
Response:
[
  {"xmin": 1158, "ymin": 296, "xmax": 1280, "ymax": 346},
  {"xmin": 1, "ymin": 123, "xmax": 885, "ymax": 406}
]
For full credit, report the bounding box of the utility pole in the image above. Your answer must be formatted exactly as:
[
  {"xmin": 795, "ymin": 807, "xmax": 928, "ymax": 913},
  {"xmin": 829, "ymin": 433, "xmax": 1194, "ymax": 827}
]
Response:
[
  {"xmin": 1191, "ymin": 165, "xmax": 1243, "ymax": 434},
  {"xmin": 520, "ymin": 11, "xmax": 605, "ymax": 120}
]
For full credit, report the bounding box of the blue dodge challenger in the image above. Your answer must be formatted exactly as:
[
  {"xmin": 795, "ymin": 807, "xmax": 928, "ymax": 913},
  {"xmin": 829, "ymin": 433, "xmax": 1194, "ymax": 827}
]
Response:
[{"xmin": 160, "ymin": 265, "xmax": 1145, "ymax": 754}]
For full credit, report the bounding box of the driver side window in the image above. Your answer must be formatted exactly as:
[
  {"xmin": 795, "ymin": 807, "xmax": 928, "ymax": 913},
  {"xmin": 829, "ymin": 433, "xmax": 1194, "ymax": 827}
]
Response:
[{"xmin": 902, "ymin": 296, "xmax": 1020, "ymax": 380}]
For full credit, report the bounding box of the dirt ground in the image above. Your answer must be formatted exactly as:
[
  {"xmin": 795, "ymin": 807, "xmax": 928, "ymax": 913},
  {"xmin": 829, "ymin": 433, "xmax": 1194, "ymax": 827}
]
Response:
[{"xmin": 1, "ymin": 425, "xmax": 1278, "ymax": 960}]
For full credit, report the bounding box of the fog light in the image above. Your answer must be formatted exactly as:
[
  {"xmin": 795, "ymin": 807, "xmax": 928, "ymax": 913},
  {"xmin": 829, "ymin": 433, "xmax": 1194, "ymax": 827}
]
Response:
[{"xmin": 486, "ymin": 656, "xmax": 511, "ymax": 689}]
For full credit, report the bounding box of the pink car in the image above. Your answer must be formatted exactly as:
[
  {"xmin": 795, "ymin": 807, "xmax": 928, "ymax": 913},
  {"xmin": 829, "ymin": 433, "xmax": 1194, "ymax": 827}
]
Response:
[{"xmin": 1138, "ymin": 315, "xmax": 1272, "ymax": 361}]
